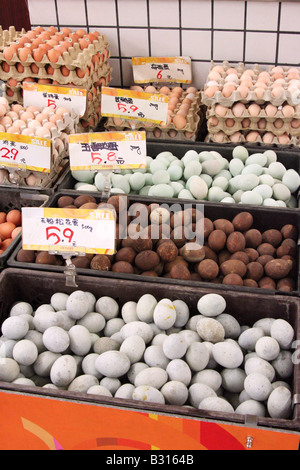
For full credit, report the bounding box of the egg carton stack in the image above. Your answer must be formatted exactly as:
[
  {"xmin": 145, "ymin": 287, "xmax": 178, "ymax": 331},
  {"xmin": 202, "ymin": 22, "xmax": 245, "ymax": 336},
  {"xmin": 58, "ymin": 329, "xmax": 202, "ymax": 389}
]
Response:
[
  {"xmin": 105, "ymin": 84, "xmax": 204, "ymax": 141},
  {"xmin": 202, "ymin": 61, "xmax": 300, "ymax": 146},
  {"xmin": 0, "ymin": 26, "xmax": 113, "ymax": 132},
  {"xmin": 0, "ymin": 96, "xmax": 77, "ymax": 189}
]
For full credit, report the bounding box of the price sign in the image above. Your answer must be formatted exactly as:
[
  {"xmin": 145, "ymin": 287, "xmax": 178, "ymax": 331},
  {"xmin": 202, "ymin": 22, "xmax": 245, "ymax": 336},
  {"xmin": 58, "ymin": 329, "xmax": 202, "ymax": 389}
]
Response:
[
  {"xmin": 132, "ymin": 56, "xmax": 192, "ymax": 84},
  {"xmin": 0, "ymin": 132, "xmax": 51, "ymax": 172},
  {"xmin": 23, "ymin": 82, "xmax": 87, "ymax": 117},
  {"xmin": 101, "ymin": 86, "xmax": 169, "ymax": 124},
  {"xmin": 69, "ymin": 130, "xmax": 147, "ymax": 171},
  {"xmin": 21, "ymin": 207, "xmax": 116, "ymax": 255}
]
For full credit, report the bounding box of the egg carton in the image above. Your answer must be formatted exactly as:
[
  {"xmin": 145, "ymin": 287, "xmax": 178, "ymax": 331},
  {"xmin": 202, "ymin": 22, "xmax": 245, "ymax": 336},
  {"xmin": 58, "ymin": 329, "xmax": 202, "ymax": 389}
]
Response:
[
  {"xmin": 203, "ymin": 61, "xmax": 300, "ymax": 107},
  {"xmin": 0, "ymin": 26, "xmax": 25, "ymax": 52},
  {"xmin": 207, "ymin": 117, "xmax": 300, "ymax": 138},
  {"xmin": 205, "ymin": 130, "xmax": 300, "ymax": 147},
  {"xmin": 0, "ymin": 33, "xmax": 110, "ymax": 70}
]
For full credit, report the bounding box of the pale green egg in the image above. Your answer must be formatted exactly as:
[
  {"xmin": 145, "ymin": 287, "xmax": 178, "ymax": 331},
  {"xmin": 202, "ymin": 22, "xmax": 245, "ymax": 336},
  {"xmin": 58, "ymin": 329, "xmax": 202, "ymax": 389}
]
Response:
[
  {"xmin": 241, "ymin": 164, "xmax": 263, "ymax": 176},
  {"xmin": 189, "ymin": 175, "xmax": 208, "ymax": 200},
  {"xmin": 111, "ymin": 174, "xmax": 130, "ymax": 194},
  {"xmin": 152, "ymin": 170, "xmax": 170, "ymax": 185},
  {"xmin": 282, "ymin": 169, "xmax": 300, "ymax": 193},
  {"xmin": 229, "ymin": 158, "xmax": 244, "ymax": 176},
  {"xmin": 241, "ymin": 191, "xmax": 263, "ymax": 206},
  {"xmin": 253, "ymin": 184, "xmax": 273, "ymax": 200},
  {"xmin": 183, "ymin": 160, "xmax": 202, "ymax": 180},
  {"xmin": 148, "ymin": 184, "xmax": 174, "ymax": 198},
  {"xmin": 178, "ymin": 189, "xmax": 195, "ymax": 200},
  {"xmin": 168, "ymin": 165, "xmax": 183, "ymax": 181},
  {"xmin": 212, "ymin": 176, "xmax": 229, "ymax": 191},
  {"xmin": 71, "ymin": 170, "xmax": 95, "ymax": 183},
  {"xmin": 272, "ymin": 183, "xmax": 291, "ymax": 202},
  {"xmin": 200, "ymin": 174, "xmax": 212, "ymax": 188},
  {"xmin": 268, "ymin": 162, "xmax": 286, "ymax": 180},
  {"xmin": 264, "ymin": 150, "xmax": 277, "ymax": 165},
  {"xmin": 207, "ymin": 186, "xmax": 226, "ymax": 202},
  {"xmin": 129, "ymin": 172, "xmax": 146, "ymax": 191},
  {"xmin": 170, "ymin": 181, "xmax": 184, "ymax": 197},
  {"xmin": 245, "ymin": 153, "xmax": 267, "ymax": 167},
  {"xmin": 232, "ymin": 145, "xmax": 249, "ymax": 162},
  {"xmin": 150, "ymin": 159, "xmax": 167, "ymax": 174},
  {"xmin": 139, "ymin": 186, "xmax": 151, "ymax": 196},
  {"xmin": 94, "ymin": 172, "xmax": 106, "ymax": 191},
  {"xmin": 182, "ymin": 150, "xmax": 200, "ymax": 165}
]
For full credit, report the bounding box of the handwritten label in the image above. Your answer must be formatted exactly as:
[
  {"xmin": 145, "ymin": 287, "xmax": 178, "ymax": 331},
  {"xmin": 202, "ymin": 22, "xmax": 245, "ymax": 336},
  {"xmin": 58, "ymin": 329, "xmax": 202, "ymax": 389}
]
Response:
[
  {"xmin": 69, "ymin": 130, "xmax": 147, "ymax": 171},
  {"xmin": 101, "ymin": 86, "xmax": 169, "ymax": 124},
  {"xmin": 0, "ymin": 132, "xmax": 51, "ymax": 172},
  {"xmin": 21, "ymin": 207, "xmax": 116, "ymax": 255},
  {"xmin": 23, "ymin": 82, "xmax": 87, "ymax": 117},
  {"xmin": 132, "ymin": 56, "xmax": 192, "ymax": 84}
]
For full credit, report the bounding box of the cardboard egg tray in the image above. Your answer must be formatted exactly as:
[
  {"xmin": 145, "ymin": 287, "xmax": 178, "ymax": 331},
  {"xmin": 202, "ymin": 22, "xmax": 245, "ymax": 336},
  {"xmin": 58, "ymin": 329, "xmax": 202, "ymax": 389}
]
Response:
[
  {"xmin": 0, "ymin": 30, "xmax": 110, "ymax": 70},
  {"xmin": 205, "ymin": 130, "xmax": 300, "ymax": 147},
  {"xmin": 207, "ymin": 118, "xmax": 300, "ymax": 138},
  {"xmin": 202, "ymin": 61, "xmax": 300, "ymax": 107}
]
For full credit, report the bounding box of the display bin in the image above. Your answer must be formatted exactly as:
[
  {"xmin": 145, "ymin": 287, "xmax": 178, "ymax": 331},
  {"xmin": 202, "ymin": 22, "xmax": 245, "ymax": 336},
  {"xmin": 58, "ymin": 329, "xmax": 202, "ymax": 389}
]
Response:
[
  {"xmin": 57, "ymin": 141, "xmax": 300, "ymax": 208},
  {"xmin": 0, "ymin": 268, "xmax": 299, "ymax": 450},
  {"xmin": 0, "ymin": 188, "xmax": 48, "ymax": 270},
  {"xmin": 7, "ymin": 191, "xmax": 300, "ymax": 297}
]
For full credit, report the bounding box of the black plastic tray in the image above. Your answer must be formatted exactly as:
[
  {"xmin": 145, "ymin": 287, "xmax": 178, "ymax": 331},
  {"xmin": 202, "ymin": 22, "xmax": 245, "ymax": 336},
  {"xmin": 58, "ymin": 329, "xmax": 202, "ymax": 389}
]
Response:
[
  {"xmin": 0, "ymin": 267, "xmax": 299, "ymax": 433},
  {"xmin": 57, "ymin": 141, "xmax": 300, "ymax": 209},
  {"xmin": 0, "ymin": 188, "xmax": 48, "ymax": 270},
  {"xmin": 8, "ymin": 191, "xmax": 300, "ymax": 297}
]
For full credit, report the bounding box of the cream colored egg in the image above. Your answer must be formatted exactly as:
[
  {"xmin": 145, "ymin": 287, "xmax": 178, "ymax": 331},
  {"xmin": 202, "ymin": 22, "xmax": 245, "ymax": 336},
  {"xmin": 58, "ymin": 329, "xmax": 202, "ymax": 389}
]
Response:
[{"xmin": 248, "ymin": 103, "xmax": 261, "ymax": 117}]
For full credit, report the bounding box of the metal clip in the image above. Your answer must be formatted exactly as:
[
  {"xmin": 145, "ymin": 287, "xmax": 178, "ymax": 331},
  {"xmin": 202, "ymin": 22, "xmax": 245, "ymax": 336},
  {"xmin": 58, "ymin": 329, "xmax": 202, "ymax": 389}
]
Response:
[
  {"xmin": 246, "ymin": 436, "xmax": 253, "ymax": 449},
  {"xmin": 101, "ymin": 170, "xmax": 113, "ymax": 200}
]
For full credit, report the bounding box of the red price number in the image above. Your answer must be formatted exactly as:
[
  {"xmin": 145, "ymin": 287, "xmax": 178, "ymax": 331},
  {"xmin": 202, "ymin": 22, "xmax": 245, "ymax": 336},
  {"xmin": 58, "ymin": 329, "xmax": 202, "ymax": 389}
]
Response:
[
  {"xmin": 0, "ymin": 147, "xmax": 19, "ymax": 161},
  {"xmin": 117, "ymin": 103, "xmax": 138, "ymax": 114},
  {"xmin": 46, "ymin": 226, "xmax": 74, "ymax": 245},
  {"xmin": 48, "ymin": 99, "xmax": 57, "ymax": 109},
  {"xmin": 157, "ymin": 70, "xmax": 163, "ymax": 79},
  {"xmin": 91, "ymin": 151, "xmax": 117, "ymax": 165}
]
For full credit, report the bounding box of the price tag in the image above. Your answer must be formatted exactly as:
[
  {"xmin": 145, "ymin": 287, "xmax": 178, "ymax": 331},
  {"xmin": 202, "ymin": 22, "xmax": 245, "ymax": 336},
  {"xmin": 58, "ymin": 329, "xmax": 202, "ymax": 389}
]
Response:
[
  {"xmin": 23, "ymin": 82, "xmax": 87, "ymax": 117},
  {"xmin": 101, "ymin": 86, "xmax": 169, "ymax": 124},
  {"xmin": 21, "ymin": 207, "xmax": 116, "ymax": 255},
  {"xmin": 0, "ymin": 132, "xmax": 51, "ymax": 172},
  {"xmin": 132, "ymin": 56, "xmax": 192, "ymax": 84},
  {"xmin": 69, "ymin": 130, "xmax": 147, "ymax": 171}
]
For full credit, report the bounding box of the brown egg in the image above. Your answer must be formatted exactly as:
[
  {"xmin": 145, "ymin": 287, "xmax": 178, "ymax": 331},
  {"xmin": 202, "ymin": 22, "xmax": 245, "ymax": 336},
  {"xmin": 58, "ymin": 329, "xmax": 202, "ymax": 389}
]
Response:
[
  {"xmin": 225, "ymin": 118, "xmax": 235, "ymax": 128},
  {"xmin": 232, "ymin": 102, "xmax": 246, "ymax": 117},
  {"xmin": 258, "ymin": 71, "xmax": 270, "ymax": 84},
  {"xmin": 47, "ymin": 49, "xmax": 61, "ymax": 63},
  {"xmin": 257, "ymin": 118, "xmax": 266, "ymax": 130},
  {"xmin": 204, "ymin": 85, "xmax": 219, "ymax": 97},
  {"xmin": 2, "ymin": 61, "xmax": 10, "ymax": 72},
  {"xmin": 0, "ymin": 212, "xmax": 6, "ymax": 224},
  {"xmin": 0, "ymin": 105, "xmax": 7, "ymax": 118},
  {"xmin": 47, "ymin": 38, "xmax": 59, "ymax": 47},
  {"xmin": 0, "ymin": 116, "xmax": 12, "ymax": 126},
  {"xmin": 229, "ymin": 132, "xmax": 242, "ymax": 143},
  {"xmin": 274, "ymin": 119, "xmax": 284, "ymax": 129},
  {"xmin": 214, "ymin": 131, "xmax": 226, "ymax": 143},
  {"xmin": 226, "ymin": 67, "xmax": 238, "ymax": 75},
  {"xmin": 13, "ymin": 119, "xmax": 26, "ymax": 130},
  {"xmin": 76, "ymin": 29, "xmax": 87, "ymax": 37},
  {"xmin": 282, "ymin": 104, "xmax": 295, "ymax": 118},
  {"xmin": 215, "ymin": 104, "xmax": 228, "ymax": 117},
  {"xmin": 272, "ymin": 78, "xmax": 285, "ymax": 88},
  {"xmin": 20, "ymin": 110, "xmax": 35, "ymax": 122},
  {"xmin": 6, "ymin": 209, "xmax": 21, "ymax": 226},
  {"xmin": 79, "ymin": 37, "xmax": 91, "ymax": 49},
  {"xmin": 262, "ymin": 132, "xmax": 275, "ymax": 144},
  {"xmin": 265, "ymin": 104, "xmax": 278, "ymax": 117},
  {"xmin": 1, "ymin": 238, "xmax": 13, "ymax": 251},
  {"xmin": 212, "ymin": 65, "xmax": 224, "ymax": 74},
  {"xmin": 242, "ymin": 118, "xmax": 251, "ymax": 128},
  {"xmin": 248, "ymin": 103, "xmax": 261, "ymax": 117},
  {"xmin": 253, "ymin": 87, "xmax": 265, "ymax": 100},
  {"xmin": 172, "ymin": 114, "xmax": 187, "ymax": 129},
  {"xmin": 33, "ymin": 47, "xmax": 46, "ymax": 62},
  {"xmin": 273, "ymin": 72, "xmax": 284, "ymax": 81},
  {"xmin": 246, "ymin": 131, "xmax": 260, "ymax": 143},
  {"xmin": 208, "ymin": 116, "xmax": 219, "ymax": 126},
  {"xmin": 287, "ymin": 68, "xmax": 299, "ymax": 80},
  {"xmin": 18, "ymin": 47, "xmax": 32, "ymax": 61},
  {"xmin": 3, "ymin": 45, "xmax": 18, "ymax": 60},
  {"xmin": 208, "ymin": 71, "xmax": 221, "ymax": 82},
  {"xmin": 277, "ymin": 133, "xmax": 290, "ymax": 145},
  {"xmin": 291, "ymin": 119, "xmax": 300, "ymax": 129},
  {"xmin": 6, "ymin": 126, "xmax": 20, "ymax": 134},
  {"xmin": 272, "ymin": 86, "xmax": 284, "ymax": 98},
  {"xmin": 0, "ymin": 222, "xmax": 16, "ymax": 240},
  {"xmin": 222, "ymin": 83, "xmax": 236, "ymax": 97},
  {"xmin": 237, "ymin": 85, "xmax": 250, "ymax": 98}
]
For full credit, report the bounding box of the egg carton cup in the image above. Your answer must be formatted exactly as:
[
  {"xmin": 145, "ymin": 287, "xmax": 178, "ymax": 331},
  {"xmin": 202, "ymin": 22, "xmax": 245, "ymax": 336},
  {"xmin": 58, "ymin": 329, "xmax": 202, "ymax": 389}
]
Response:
[
  {"xmin": 0, "ymin": 26, "xmax": 25, "ymax": 52},
  {"xmin": 208, "ymin": 118, "xmax": 300, "ymax": 138},
  {"xmin": 205, "ymin": 130, "xmax": 300, "ymax": 147},
  {"xmin": 0, "ymin": 34, "xmax": 110, "ymax": 69}
]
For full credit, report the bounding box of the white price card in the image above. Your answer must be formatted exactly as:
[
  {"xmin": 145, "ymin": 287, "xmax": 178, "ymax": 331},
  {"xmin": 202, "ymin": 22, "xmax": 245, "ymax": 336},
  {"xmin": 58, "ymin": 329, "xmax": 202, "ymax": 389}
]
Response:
[
  {"xmin": 23, "ymin": 82, "xmax": 87, "ymax": 117},
  {"xmin": 101, "ymin": 86, "xmax": 169, "ymax": 124},
  {"xmin": 132, "ymin": 56, "xmax": 192, "ymax": 84},
  {"xmin": 22, "ymin": 207, "xmax": 117, "ymax": 255},
  {"xmin": 69, "ymin": 130, "xmax": 147, "ymax": 171},
  {"xmin": 0, "ymin": 132, "xmax": 51, "ymax": 172}
]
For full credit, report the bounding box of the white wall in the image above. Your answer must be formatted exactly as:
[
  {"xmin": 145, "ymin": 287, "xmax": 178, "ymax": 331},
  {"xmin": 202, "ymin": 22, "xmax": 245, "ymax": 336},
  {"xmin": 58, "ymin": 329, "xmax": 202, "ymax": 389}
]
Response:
[{"xmin": 27, "ymin": 0, "xmax": 300, "ymax": 88}]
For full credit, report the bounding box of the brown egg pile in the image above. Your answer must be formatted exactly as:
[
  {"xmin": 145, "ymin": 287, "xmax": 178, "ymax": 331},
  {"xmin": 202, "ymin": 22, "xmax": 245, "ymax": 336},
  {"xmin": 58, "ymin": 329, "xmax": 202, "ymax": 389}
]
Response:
[
  {"xmin": 0, "ymin": 26, "xmax": 112, "ymax": 132},
  {"xmin": 105, "ymin": 85, "xmax": 203, "ymax": 141},
  {"xmin": 0, "ymin": 208, "xmax": 22, "ymax": 255},
  {"xmin": 203, "ymin": 63, "xmax": 300, "ymax": 146},
  {"xmin": 0, "ymin": 97, "xmax": 70, "ymax": 188}
]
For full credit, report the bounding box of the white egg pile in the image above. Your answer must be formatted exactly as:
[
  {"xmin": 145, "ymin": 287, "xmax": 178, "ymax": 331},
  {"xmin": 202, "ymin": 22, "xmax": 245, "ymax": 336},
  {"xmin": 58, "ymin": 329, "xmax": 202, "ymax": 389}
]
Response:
[
  {"xmin": 71, "ymin": 147, "xmax": 300, "ymax": 209},
  {"xmin": 0, "ymin": 291, "xmax": 295, "ymax": 420},
  {"xmin": 0, "ymin": 97, "xmax": 70, "ymax": 187},
  {"xmin": 105, "ymin": 85, "xmax": 202, "ymax": 141},
  {"xmin": 203, "ymin": 63, "xmax": 300, "ymax": 146}
]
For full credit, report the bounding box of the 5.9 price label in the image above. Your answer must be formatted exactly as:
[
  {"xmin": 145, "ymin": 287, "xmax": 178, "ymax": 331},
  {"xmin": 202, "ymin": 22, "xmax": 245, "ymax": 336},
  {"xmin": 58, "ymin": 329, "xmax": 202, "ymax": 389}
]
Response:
[
  {"xmin": 69, "ymin": 130, "xmax": 147, "ymax": 171},
  {"xmin": 21, "ymin": 207, "xmax": 116, "ymax": 255}
]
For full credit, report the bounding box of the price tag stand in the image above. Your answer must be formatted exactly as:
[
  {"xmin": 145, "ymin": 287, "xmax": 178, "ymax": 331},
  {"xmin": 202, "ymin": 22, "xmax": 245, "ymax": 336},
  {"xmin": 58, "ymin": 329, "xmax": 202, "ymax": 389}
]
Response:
[{"xmin": 48, "ymin": 245, "xmax": 87, "ymax": 288}]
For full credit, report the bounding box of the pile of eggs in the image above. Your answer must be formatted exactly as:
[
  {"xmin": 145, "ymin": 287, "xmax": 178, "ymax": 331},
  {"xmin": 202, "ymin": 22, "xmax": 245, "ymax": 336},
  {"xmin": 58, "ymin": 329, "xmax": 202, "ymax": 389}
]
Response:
[
  {"xmin": 204, "ymin": 64, "xmax": 300, "ymax": 145},
  {"xmin": 2, "ymin": 26, "xmax": 102, "ymax": 65},
  {"xmin": 108, "ymin": 85, "xmax": 200, "ymax": 135},
  {"xmin": 0, "ymin": 291, "xmax": 294, "ymax": 420},
  {"xmin": 71, "ymin": 147, "xmax": 300, "ymax": 209},
  {"xmin": 0, "ymin": 97, "xmax": 70, "ymax": 187},
  {"xmin": 0, "ymin": 209, "xmax": 22, "ymax": 254}
]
